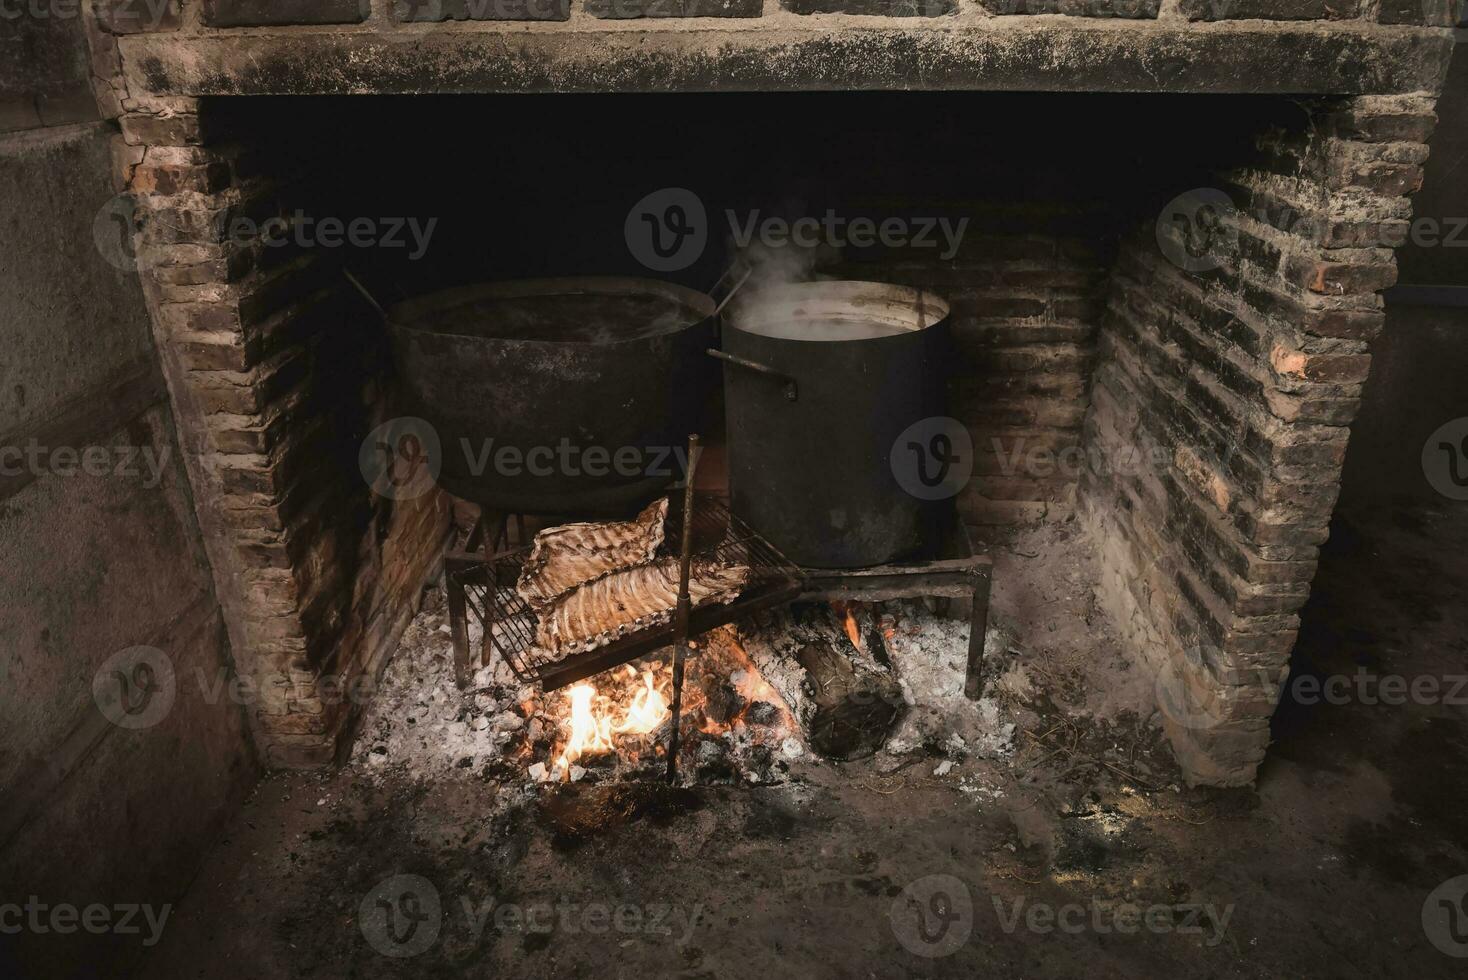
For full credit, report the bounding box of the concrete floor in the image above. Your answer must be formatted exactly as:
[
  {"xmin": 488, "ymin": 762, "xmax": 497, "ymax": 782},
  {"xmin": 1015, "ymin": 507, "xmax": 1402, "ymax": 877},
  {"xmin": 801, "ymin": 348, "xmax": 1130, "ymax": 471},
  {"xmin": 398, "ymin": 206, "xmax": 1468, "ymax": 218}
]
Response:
[{"xmin": 129, "ymin": 484, "xmax": 1468, "ymax": 979}]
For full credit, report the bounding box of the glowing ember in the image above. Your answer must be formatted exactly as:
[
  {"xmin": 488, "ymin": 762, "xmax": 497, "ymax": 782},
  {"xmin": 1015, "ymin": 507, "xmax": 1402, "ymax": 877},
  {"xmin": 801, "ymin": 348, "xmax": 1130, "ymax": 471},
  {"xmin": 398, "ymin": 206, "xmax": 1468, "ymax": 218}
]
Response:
[{"xmin": 723, "ymin": 635, "xmax": 797, "ymax": 731}]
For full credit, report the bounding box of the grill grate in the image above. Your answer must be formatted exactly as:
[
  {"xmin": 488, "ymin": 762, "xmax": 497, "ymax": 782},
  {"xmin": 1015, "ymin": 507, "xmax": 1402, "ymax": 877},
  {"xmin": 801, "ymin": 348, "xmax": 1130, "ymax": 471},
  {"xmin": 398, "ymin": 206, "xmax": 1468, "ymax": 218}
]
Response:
[{"xmin": 452, "ymin": 493, "xmax": 804, "ymax": 691}]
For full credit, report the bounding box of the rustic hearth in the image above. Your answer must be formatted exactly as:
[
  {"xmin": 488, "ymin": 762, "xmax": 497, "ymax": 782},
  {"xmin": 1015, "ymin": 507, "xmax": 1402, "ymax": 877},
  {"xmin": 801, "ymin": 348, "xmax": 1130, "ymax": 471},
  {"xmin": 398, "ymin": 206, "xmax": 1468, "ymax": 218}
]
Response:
[
  {"xmin": 88, "ymin": 4, "xmax": 1456, "ymax": 789},
  {"xmin": 9, "ymin": 2, "xmax": 1465, "ymax": 976}
]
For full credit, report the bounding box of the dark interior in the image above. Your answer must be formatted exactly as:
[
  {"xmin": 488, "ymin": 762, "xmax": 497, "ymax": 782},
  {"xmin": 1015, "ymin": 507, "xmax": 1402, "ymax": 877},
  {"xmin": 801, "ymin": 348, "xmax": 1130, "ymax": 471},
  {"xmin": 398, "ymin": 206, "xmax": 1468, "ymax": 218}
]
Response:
[{"xmin": 221, "ymin": 92, "xmax": 1303, "ymax": 299}]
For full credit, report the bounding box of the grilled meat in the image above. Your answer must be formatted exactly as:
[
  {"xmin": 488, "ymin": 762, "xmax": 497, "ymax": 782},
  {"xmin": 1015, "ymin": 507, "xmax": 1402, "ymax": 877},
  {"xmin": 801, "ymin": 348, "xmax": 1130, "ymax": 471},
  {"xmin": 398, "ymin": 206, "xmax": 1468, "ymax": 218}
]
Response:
[
  {"xmin": 532, "ymin": 557, "xmax": 751, "ymax": 660},
  {"xmin": 515, "ymin": 497, "xmax": 668, "ymax": 610}
]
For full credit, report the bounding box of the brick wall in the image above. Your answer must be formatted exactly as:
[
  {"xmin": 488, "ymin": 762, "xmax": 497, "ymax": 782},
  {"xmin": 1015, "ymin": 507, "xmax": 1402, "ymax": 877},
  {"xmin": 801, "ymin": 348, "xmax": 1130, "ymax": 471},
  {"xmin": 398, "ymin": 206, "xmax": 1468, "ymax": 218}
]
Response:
[
  {"xmin": 87, "ymin": 0, "xmax": 1452, "ymax": 785},
  {"xmin": 122, "ymin": 97, "xmax": 452, "ymax": 766},
  {"xmin": 837, "ymin": 216, "xmax": 1110, "ymax": 527},
  {"xmin": 1078, "ymin": 95, "xmax": 1437, "ymax": 785}
]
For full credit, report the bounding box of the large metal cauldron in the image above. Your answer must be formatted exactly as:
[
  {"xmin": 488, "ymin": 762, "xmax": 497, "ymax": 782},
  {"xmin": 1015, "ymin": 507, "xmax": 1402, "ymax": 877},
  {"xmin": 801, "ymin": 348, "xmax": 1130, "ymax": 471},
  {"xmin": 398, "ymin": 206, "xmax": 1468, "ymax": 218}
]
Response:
[
  {"xmin": 388, "ymin": 277, "xmax": 715, "ymax": 515},
  {"xmin": 718, "ymin": 281, "xmax": 952, "ymax": 569}
]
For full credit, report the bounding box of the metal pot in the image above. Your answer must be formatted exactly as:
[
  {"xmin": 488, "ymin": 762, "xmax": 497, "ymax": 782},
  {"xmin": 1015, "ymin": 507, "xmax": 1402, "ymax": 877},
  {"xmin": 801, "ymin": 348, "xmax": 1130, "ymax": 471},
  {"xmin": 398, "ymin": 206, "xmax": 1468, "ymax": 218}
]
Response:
[
  {"xmin": 387, "ymin": 277, "xmax": 716, "ymax": 515},
  {"xmin": 716, "ymin": 281, "xmax": 952, "ymax": 569}
]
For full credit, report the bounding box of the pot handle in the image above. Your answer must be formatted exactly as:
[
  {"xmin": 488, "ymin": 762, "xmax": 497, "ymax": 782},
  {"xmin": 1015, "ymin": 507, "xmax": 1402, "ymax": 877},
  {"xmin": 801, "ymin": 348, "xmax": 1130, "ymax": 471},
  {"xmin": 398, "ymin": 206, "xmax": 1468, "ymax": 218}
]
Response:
[
  {"xmin": 707, "ymin": 348, "xmax": 798, "ymax": 402},
  {"xmin": 708, "ymin": 260, "xmax": 752, "ymax": 318},
  {"xmin": 343, "ymin": 268, "xmax": 397, "ymax": 327}
]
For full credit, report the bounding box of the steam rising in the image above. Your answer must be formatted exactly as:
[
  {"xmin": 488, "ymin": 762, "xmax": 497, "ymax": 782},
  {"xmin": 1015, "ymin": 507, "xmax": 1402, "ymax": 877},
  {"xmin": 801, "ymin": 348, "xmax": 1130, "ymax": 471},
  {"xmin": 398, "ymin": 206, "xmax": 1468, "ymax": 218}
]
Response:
[
  {"xmin": 734, "ymin": 238, "xmax": 834, "ymax": 306},
  {"xmin": 728, "ymin": 240, "xmax": 919, "ymax": 343}
]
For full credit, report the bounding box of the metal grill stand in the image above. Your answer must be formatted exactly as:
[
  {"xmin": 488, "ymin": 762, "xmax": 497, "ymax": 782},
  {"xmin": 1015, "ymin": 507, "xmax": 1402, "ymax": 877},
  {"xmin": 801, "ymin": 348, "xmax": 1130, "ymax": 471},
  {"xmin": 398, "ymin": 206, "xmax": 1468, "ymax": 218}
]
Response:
[
  {"xmin": 442, "ymin": 495, "xmax": 805, "ymax": 693},
  {"xmin": 445, "ymin": 505, "xmax": 992, "ymax": 706},
  {"xmin": 798, "ymin": 518, "xmax": 993, "ymax": 700}
]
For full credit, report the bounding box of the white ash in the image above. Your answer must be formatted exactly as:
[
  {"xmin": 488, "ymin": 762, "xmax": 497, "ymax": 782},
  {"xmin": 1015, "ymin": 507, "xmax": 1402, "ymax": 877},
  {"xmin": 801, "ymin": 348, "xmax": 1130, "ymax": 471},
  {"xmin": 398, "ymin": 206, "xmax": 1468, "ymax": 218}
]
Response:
[
  {"xmin": 346, "ymin": 589, "xmax": 537, "ymax": 780},
  {"xmin": 876, "ymin": 600, "xmax": 1016, "ymax": 764},
  {"xmin": 350, "ymin": 587, "xmax": 1015, "ymax": 789},
  {"xmin": 347, "ymin": 587, "xmax": 806, "ymax": 787},
  {"xmin": 730, "ymin": 600, "xmax": 1017, "ymax": 768}
]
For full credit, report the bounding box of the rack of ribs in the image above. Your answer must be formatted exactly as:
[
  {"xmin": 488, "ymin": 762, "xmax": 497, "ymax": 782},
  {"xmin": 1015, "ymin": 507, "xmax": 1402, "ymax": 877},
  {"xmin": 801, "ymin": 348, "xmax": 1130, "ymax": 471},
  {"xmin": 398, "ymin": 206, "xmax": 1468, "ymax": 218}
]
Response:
[
  {"xmin": 515, "ymin": 497, "xmax": 669, "ymax": 611},
  {"xmin": 532, "ymin": 556, "xmax": 751, "ymax": 661}
]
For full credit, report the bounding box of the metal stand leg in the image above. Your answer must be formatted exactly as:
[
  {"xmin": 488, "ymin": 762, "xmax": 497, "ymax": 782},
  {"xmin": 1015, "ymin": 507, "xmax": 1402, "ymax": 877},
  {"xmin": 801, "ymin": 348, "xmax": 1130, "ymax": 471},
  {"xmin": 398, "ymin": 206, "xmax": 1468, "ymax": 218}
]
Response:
[
  {"xmin": 666, "ymin": 435, "xmax": 703, "ymax": 786},
  {"xmin": 465, "ymin": 515, "xmax": 485, "ymax": 555},
  {"xmin": 488, "ymin": 513, "xmax": 512, "ymax": 553},
  {"xmin": 447, "ymin": 566, "xmax": 471, "ymax": 690},
  {"xmin": 964, "ymin": 569, "xmax": 993, "ymax": 701}
]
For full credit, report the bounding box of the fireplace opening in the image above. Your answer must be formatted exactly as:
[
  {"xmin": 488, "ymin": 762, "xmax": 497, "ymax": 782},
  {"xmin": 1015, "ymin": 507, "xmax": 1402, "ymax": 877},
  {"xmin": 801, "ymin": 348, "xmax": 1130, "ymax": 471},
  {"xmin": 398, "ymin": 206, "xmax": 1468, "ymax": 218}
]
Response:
[
  {"xmin": 11, "ymin": 2, "xmax": 1460, "ymax": 972},
  {"xmin": 144, "ymin": 91, "xmax": 1399, "ymax": 790}
]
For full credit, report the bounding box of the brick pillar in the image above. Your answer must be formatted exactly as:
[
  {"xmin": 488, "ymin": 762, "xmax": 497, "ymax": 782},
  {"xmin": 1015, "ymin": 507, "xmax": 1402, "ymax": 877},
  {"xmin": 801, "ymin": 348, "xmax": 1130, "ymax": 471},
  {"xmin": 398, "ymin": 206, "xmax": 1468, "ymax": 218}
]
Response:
[
  {"xmin": 120, "ymin": 99, "xmax": 452, "ymax": 767},
  {"xmin": 1079, "ymin": 95, "xmax": 1438, "ymax": 785}
]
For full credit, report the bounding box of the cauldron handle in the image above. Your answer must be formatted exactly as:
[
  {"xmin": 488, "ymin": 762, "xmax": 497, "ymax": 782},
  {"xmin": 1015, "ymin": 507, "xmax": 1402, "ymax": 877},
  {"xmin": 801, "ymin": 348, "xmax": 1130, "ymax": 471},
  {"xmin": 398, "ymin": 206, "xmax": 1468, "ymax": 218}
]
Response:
[
  {"xmin": 342, "ymin": 268, "xmax": 396, "ymax": 327},
  {"xmin": 707, "ymin": 260, "xmax": 752, "ymax": 318},
  {"xmin": 706, "ymin": 348, "xmax": 798, "ymax": 402}
]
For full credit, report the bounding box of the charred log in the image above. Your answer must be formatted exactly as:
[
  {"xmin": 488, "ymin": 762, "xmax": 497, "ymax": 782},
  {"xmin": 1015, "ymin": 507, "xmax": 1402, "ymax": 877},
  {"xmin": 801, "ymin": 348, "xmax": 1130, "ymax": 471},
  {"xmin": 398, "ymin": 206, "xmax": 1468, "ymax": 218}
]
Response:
[{"xmin": 739, "ymin": 603, "xmax": 904, "ymax": 761}]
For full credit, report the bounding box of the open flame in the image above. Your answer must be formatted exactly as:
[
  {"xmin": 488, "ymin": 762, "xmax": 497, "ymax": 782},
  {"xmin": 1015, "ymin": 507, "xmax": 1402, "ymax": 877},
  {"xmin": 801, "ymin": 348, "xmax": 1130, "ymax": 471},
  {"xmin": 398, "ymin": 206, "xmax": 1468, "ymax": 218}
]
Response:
[
  {"xmin": 552, "ymin": 667, "xmax": 669, "ymax": 775},
  {"xmin": 619, "ymin": 668, "xmax": 670, "ymax": 734},
  {"xmin": 541, "ymin": 628, "xmax": 798, "ymax": 781},
  {"xmin": 841, "ymin": 606, "xmax": 863, "ymax": 653}
]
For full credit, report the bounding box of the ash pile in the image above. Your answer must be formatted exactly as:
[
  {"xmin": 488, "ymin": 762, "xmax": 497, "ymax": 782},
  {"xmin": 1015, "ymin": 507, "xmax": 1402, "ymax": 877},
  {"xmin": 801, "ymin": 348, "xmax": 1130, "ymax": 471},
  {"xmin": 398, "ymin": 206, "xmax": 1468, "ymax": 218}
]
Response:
[{"xmin": 349, "ymin": 589, "xmax": 1014, "ymax": 789}]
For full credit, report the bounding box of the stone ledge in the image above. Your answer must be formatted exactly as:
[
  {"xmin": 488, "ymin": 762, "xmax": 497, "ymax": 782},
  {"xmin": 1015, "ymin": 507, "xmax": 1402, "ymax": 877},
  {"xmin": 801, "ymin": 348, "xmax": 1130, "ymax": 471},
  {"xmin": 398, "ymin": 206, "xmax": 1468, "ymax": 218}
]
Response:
[{"xmin": 118, "ymin": 18, "xmax": 1454, "ymax": 96}]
